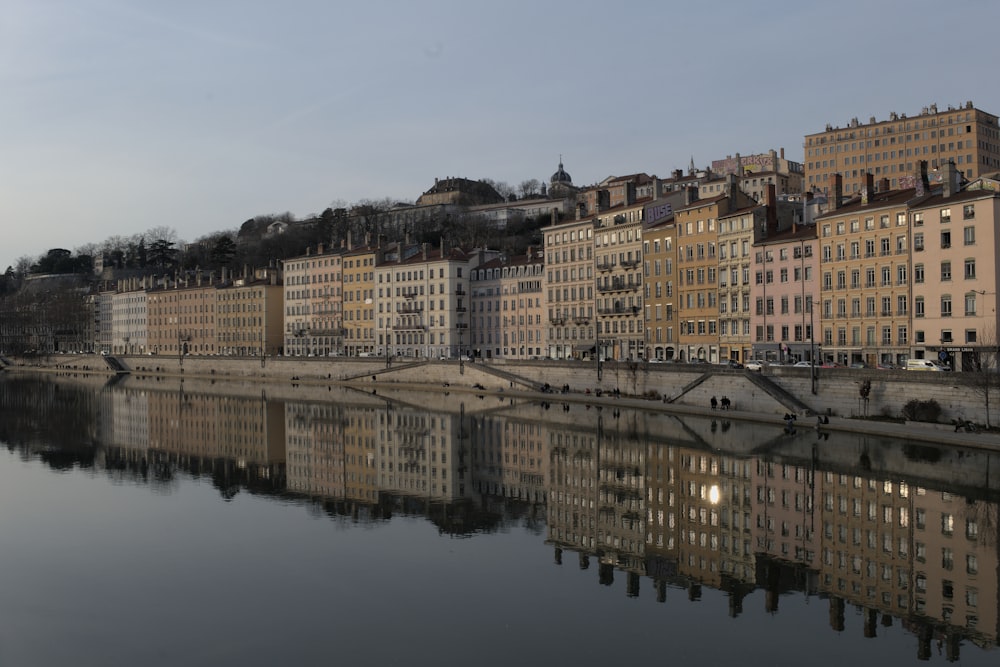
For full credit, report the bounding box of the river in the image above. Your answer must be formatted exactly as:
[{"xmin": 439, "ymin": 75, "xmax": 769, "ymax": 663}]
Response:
[{"xmin": 0, "ymin": 373, "xmax": 997, "ymax": 666}]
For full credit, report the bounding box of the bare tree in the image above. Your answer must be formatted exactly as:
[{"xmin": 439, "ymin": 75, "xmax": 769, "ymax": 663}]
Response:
[
  {"xmin": 967, "ymin": 325, "xmax": 1000, "ymax": 429},
  {"xmin": 518, "ymin": 179, "xmax": 541, "ymax": 199}
]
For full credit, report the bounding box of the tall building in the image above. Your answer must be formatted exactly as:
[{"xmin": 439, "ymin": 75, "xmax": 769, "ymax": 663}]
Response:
[
  {"xmin": 544, "ymin": 215, "xmax": 595, "ymax": 360},
  {"xmin": 804, "ymin": 101, "xmax": 1000, "ymax": 197},
  {"xmin": 908, "ymin": 162, "xmax": 1000, "ymax": 371},
  {"xmin": 674, "ymin": 177, "xmax": 756, "ymax": 362},
  {"xmin": 815, "ymin": 174, "xmax": 914, "ymax": 367},
  {"xmin": 282, "ymin": 244, "xmax": 345, "ymax": 358}
]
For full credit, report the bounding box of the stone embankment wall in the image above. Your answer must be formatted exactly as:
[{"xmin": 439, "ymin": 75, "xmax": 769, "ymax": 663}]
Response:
[{"xmin": 7, "ymin": 354, "xmax": 994, "ymax": 424}]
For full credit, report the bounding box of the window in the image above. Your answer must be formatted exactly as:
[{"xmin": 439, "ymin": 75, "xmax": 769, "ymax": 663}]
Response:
[
  {"xmin": 941, "ymin": 262, "xmax": 951, "ymax": 281},
  {"xmin": 964, "ymin": 226, "xmax": 975, "ymax": 245},
  {"xmin": 914, "ymin": 233, "xmax": 924, "ymax": 251},
  {"xmin": 913, "ymin": 212, "xmax": 924, "ymax": 227},
  {"xmin": 963, "ymin": 204, "xmax": 975, "ymax": 220},
  {"xmin": 941, "ymin": 207, "xmax": 951, "ymax": 223},
  {"xmin": 941, "ymin": 296, "xmax": 952, "ymax": 318},
  {"xmin": 914, "ymin": 264, "xmax": 924, "ymax": 284},
  {"xmin": 965, "ymin": 259, "xmax": 976, "ymax": 279},
  {"xmin": 941, "ymin": 230, "xmax": 951, "ymax": 248},
  {"xmin": 915, "ymin": 297, "xmax": 925, "ymax": 318}
]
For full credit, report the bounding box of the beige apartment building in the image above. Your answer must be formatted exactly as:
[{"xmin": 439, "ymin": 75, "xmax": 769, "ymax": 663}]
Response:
[
  {"xmin": 544, "ymin": 215, "xmax": 595, "ymax": 360},
  {"xmin": 815, "ymin": 174, "xmax": 914, "ymax": 367},
  {"xmin": 804, "ymin": 101, "xmax": 1000, "ymax": 197},
  {"xmin": 216, "ymin": 268, "xmax": 283, "ymax": 357},
  {"xmin": 146, "ymin": 275, "xmax": 218, "ymax": 356},
  {"xmin": 470, "ymin": 251, "xmax": 545, "ymax": 360},
  {"xmin": 908, "ymin": 164, "xmax": 1000, "ymax": 370},
  {"xmin": 282, "ymin": 245, "xmax": 345, "ymax": 358},
  {"xmin": 375, "ymin": 243, "xmax": 495, "ymax": 360},
  {"xmin": 675, "ymin": 177, "xmax": 756, "ymax": 362},
  {"xmin": 595, "ymin": 199, "xmax": 648, "ymax": 361},
  {"xmin": 719, "ymin": 201, "xmax": 770, "ymax": 362}
]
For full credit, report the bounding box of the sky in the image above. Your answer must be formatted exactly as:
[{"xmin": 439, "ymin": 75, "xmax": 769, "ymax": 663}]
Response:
[{"xmin": 3, "ymin": 0, "xmax": 999, "ymax": 270}]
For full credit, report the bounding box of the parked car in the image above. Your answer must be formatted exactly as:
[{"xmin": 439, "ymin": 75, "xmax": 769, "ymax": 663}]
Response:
[
  {"xmin": 745, "ymin": 360, "xmax": 766, "ymax": 372},
  {"xmin": 905, "ymin": 358, "xmax": 948, "ymax": 371},
  {"xmin": 792, "ymin": 360, "xmax": 813, "ymax": 368},
  {"xmin": 820, "ymin": 361, "xmax": 841, "ymax": 368},
  {"xmin": 722, "ymin": 359, "xmax": 744, "ymax": 369},
  {"xmin": 849, "ymin": 362, "xmax": 870, "ymax": 369}
]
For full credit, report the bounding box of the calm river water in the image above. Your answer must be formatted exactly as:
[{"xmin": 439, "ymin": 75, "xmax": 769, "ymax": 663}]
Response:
[{"xmin": 0, "ymin": 373, "xmax": 998, "ymax": 666}]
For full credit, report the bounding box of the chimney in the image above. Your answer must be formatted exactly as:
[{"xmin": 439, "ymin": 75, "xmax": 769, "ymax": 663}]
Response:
[
  {"xmin": 652, "ymin": 177, "xmax": 660, "ymax": 199},
  {"xmin": 726, "ymin": 173, "xmax": 738, "ymax": 214},
  {"xmin": 943, "ymin": 160, "xmax": 958, "ymax": 198},
  {"xmin": 861, "ymin": 173, "xmax": 874, "ymax": 204},
  {"xmin": 422, "ymin": 243, "xmax": 428, "ymax": 260},
  {"xmin": 879, "ymin": 177, "xmax": 890, "ymax": 193},
  {"xmin": 626, "ymin": 182, "xmax": 636, "ymax": 205},
  {"xmin": 672, "ymin": 168, "xmax": 683, "ymax": 180},
  {"xmin": 347, "ymin": 230, "xmax": 353, "ymax": 249},
  {"xmin": 780, "ymin": 147, "xmax": 785, "ymax": 159},
  {"xmin": 919, "ymin": 160, "xmax": 930, "ymax": 195},
  {"xmin": 317, "ymin": 243, "xmax": 324, "ymax": 254},
  {"xmin": 685, "ymin": 186, "xmax": 699, "ymax": 206},
  {"xmin": 830, "ymin": 174, "xmax": 843, "ymax": 212}
]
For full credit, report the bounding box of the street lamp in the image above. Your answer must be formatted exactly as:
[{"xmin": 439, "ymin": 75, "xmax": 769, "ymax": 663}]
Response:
[{"xmin": 385, "ymin": 321, "xmax": 391, "ymax": 369}]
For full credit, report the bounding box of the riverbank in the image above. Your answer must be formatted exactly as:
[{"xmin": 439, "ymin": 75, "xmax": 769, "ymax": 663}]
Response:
[{"xmin": 5, "ymin": 352, "xmax": 1000, "ymax": 452}]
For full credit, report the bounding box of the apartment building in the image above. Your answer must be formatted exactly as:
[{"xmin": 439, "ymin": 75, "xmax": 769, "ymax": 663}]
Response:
[
  {"xmin": 595, "ymin": 199, "xmax": 647, "ymax": 361},
  {"xmin": 342, "ymin": 244, "xmax": 378, "ymax": 356},
  {"xmin": 111, "ymin": 281, "xmax": 148, "ymax": 355},
  {"xmin": 804, "ymin": 101, "xmax": 1000, "ymax": 197},
  {"xmin": 815, "ymin": 174, "xmax": 914, "ymax": 367},
  {"xmin": 375, "ymin": 243, "xmax": 495, "ymax": 360},
  {"xmin": 470, "ymin": 251, "xmax": 545, "ymax": 360},
  {"xmin": 908, "ymin": 163, "xmax": 1000, "ymax": 370},
  {"xmin": 642, "ymin": 201, "xmax": 678, "ymax": 361},
  {"xmin": 282, "ymin": 244, "xmax": 345, "ymax": 358},
  {"xmin": 719, "ymin": 201, "xmax": 769, "ymax": 363},
  {"xmin": 147, "ymin": 275, "xmax": 218, "ymax": 356},
  {"xmin": 544, "ymin": 215, "xmax": 595, "ymax": 360},
  {"xmin": 674, "ymin": 177, "xmax": 756, "ymax": 362},
  {"xmin": 216, "ymin": 267, "xmax": 283, "ymax": 357},
  {"xmin": 752, "ymin": 224, "xmax": 819, "ymax": 363}
]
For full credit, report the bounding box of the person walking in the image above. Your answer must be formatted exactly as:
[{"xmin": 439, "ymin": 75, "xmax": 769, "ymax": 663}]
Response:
[{"xmin": 710, "ymin": 396, "xmax": 718, "ymax": 410}]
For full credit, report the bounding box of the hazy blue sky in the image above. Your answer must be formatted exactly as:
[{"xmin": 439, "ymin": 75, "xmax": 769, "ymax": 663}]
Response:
[{"xmin": 3, "ymin": 0, "xmax": 998, "ymax": 269}]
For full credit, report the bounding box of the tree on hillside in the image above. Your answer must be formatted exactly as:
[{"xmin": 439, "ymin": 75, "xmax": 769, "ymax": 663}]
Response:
[
  {"xmin": 148, "ymin": 239, "xmax": 177, "ymax": 269},
  {"xmin": 518, "ymin": 179, "xmax": 541, "ymax": 199},
  {"xmin": 209, "ymin": 235, "xmax": 238, "ymax": 267}
]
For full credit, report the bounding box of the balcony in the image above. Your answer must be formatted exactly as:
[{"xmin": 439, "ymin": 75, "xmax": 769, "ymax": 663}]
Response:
[
  {"xmin": 597, "ymin": 282, "xmax": 639, "ymax": 294},
  {"xmin": 574, "ymin": 316, "xmax": 591, "ymax": 325},
  {"xmin": 393, "ymin": 324, "xmax": 426, "ymax": 331},
  {"xmin": 597, "ymin": 305, "xmax": 641, "ymax": 317},
  {"xmin": 596, "ymin": 261, "xmax": 615, "ymax": 272},
  {"xmin": 455, "ymin": 306, "xmax": 467, "ymax": 313},
  {"xmin": 620, "ymin": 258, "xmax": 641, "ymax": 268},
  {"xmin": 454, "ymin": 287, "xmax": 466, "ymax": 296},
  {"xmin": 550, "ymin": 316, "xmax": 566, "ymax": 325}
]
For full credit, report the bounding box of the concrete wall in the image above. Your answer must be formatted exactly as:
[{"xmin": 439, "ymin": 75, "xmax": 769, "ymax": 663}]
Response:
[{"xmin": 10, "ymin": 354, "xmax": 995, "ymax": 424}]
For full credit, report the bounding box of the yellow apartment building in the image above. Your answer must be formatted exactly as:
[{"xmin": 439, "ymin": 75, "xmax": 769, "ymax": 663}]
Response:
[
  {"xmin": 342, "ymin": 244, "xmax": 378, "ymax": 356},
  {"xmin": 674, "ymin": 177, "xmax": 755, "ymax": 362},
  {"xmin": 805, "ymin": 101, "xmax": 1000, "ymax": 197},
  {"xmin": 642, "ymin": 214, "xmax": 678, "ymax": 361},
  {"xmin": 816, "ymin": 174, "xmax": 914, "ymax": 367},
  {"xmin": 595, "ymin": 198, "xmax": 648, "ymax": 361}
]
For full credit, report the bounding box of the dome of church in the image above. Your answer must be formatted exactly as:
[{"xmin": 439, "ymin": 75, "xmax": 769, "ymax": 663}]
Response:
[{"xmin": 551, "ymin": 160, "xmax": 572, "ymax": 185}]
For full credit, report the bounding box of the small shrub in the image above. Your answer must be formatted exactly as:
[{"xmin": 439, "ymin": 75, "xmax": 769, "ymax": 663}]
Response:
[{"xmin": 901, "ymin": 399, "xmax": 942, "ymax": 423}]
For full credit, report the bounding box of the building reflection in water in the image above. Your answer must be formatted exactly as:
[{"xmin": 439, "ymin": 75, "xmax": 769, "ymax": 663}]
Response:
[{"xmin": 2, "ymin": 375, "xmax": 998, "ymax": 661}]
